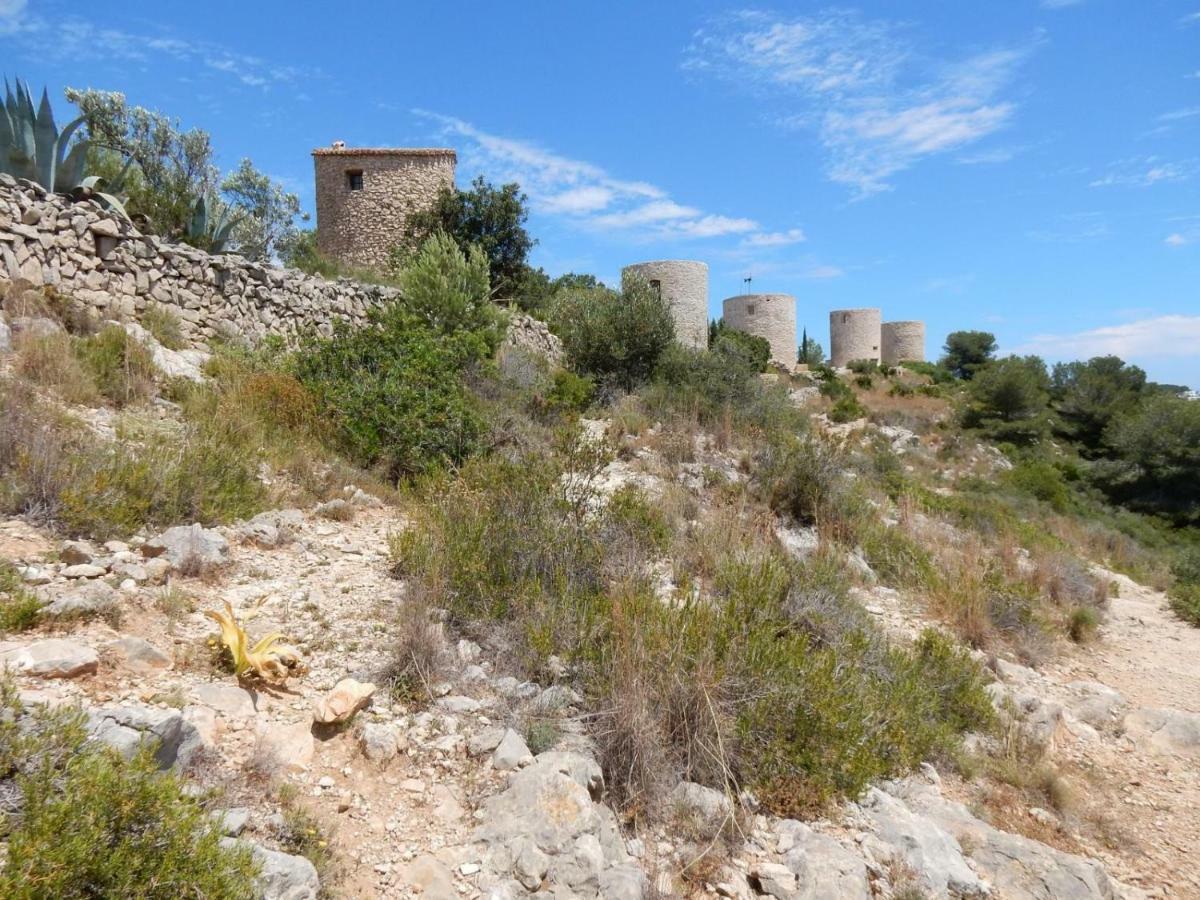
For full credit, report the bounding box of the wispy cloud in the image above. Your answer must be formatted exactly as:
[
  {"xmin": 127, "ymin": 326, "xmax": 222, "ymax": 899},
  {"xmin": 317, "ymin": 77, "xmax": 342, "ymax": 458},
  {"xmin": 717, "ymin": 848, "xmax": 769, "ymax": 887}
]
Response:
[
  {"xmin": 416, "ymin": 110, "xmax": 774, "ymax": 241},
  {"xmin": 1179, "ymin": 11, "xmax": 1200, "ymax": 25},
  {"xmin": 1165, "ymin": 232, "xmax": 1192, "ymax": 246},
  {"xmin": 684, "ymin": 11, "xmax": 1033, "ymax": 198},
  {"xmin": 1158, "ymin": 107, "xmax": 1200, "ymax": 122},
  {"xmin": 1089, "ymin": 156, "xmax": 1195, "ymax": 188},
  {"xmin": 742, "ymin": 228, "xmax": 806, "ymax": 247},
  {"xmin": 0, "ymin": 10, "xmax": 308, "ymax": 90},
  {"xmin": 1013, "ymin": 315, "xmax": 1200, "ymax": 361}
]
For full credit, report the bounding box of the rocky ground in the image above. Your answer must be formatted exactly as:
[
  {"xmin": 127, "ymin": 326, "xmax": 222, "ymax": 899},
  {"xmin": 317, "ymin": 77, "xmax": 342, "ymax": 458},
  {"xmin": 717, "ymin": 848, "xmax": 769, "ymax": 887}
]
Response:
[{"xmin": 1, "ymin": 440, "xmax": 1196, "ymax": 898}]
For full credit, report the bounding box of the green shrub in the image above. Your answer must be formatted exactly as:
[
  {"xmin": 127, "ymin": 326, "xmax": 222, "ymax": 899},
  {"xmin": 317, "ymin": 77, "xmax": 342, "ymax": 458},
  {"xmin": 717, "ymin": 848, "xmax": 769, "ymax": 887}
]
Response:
[
  {"xmin": 1067, "ymin": 606, "xmax": 1100, "ymax": 643},
  {"xmin": 0, "ymin": 561, "xmax": 41, "ymax": 634},
  {"xmin": 0, "ymin": 676, "xmax": 258, "ymax": 898},
  {"xmin": 901, "ymin": 360, "xmax": 955, "ymax": 384},
  {"xmin": 396, "ymin": 439, "xmax": 993, "ymax": 815},
  {"xmin": 294, "ymin": 306, "xmax": 484, "ymax": 479},
  {"xmin": 1006, "ymin": 459, "xmax": 1071, "ymax": 512},
  {"xmin": 549, "ymin": 274, "xmax": 676, "ymax": 391},
  {"xmin": 74, "ymin": 326, "xmax": 159, "ymax": 407},
  {"xmin": 1169, "ymin": 548, "xmax": 1200, "ymax": 626},
  {"xmin": 708, "ymin": 320, "xmax": 770, "ymax": 372},
  {"xmin": 829, "ymin": 394, "xmax": 867, "ymax": 423},
  {"xmin": 395, "ymin": 231, "xmax": 507, "ymax": 354},
  {"xmin": 846, "ymin": 359, "xmax": 879, "ymax": 375},
  {"xmin": 141, "ymin": 305, "xmax": 186, "ymax": 350}
]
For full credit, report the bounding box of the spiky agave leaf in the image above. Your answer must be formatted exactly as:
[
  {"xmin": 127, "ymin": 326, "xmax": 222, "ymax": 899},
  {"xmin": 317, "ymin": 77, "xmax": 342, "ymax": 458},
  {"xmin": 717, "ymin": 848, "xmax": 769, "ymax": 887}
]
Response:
[{"xmin": 204, "ymin": 601, "xmax": 250, "ymax": 676}]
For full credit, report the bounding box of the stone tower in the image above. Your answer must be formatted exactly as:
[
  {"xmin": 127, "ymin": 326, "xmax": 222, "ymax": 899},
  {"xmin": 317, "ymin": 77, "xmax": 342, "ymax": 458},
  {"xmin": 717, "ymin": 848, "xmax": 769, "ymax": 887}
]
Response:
[
  {"xmin": 621, "ymin": 260, "xmax": 709, "ymax": 350},
  {"xmin": 829, "ymin": 308, "xmax": 882, "ymax": 367},
  {"xmin": 722, "ymin": 293, "xmax": 797, "ymax": 368},
  {"xmin": 311, "ymin": 145, "xmax": 456, "ymax": 270},
  {"xmin": 881, "ymin": 321, "xmax": 926, "ymax": 365}
]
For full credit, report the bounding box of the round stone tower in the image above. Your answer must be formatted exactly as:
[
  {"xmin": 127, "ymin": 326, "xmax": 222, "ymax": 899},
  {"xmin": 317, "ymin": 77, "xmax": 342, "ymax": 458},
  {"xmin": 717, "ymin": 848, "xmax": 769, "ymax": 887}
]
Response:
[
  {"xmin": 312, "ymin": 145, "xmax": 456, "ymax": 271},
  {"xmin": 829, "ymin": 308, "xmax": 882, "ymax": 368},
  {"xmin": 881, "ymin": 321, "xmax": 926, "ymax": 365},
  {"xmin": 722, "ymin": 293, "xmax": 797, "ymax": 368},
  {"xmin": 621, "ymin": 260, "xmax": 708, "ymax": 350}
]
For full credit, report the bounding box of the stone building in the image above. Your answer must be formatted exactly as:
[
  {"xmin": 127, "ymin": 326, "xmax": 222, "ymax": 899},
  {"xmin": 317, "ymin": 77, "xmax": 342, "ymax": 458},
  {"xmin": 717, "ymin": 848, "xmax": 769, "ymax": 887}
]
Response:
[
  {"xmin": 722, "ymin": 293, "xmax": 797, "ymax": 368},
  {"xmin": 829, "ymin": 308, "xmax": 882, "ymax": 367},
  {"xmin": 881, "ymin": 321, "xmax": 926, "ymax": 365},
  {"xmin": 312, "ymin": 145, "xmax": 456, "ymax": 270},
  {"xmin": 621, "ymin": 260, "xmax": 709, "ymax": 350}
]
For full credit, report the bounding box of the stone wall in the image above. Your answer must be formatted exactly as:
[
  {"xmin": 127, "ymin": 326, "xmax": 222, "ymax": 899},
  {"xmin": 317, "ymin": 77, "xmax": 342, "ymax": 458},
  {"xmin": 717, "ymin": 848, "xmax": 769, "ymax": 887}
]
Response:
[
  {"xmin": 829, "ymin": 308, "xmax": 882, "ymax": 368},
  {"xmin": 881, "ymin": 321, "xmax": 925, "ymax": 365},
  {"xmin": 0, "ymin": 176, "xmax": 404, "ymax": 350},
  {"xmin": 723, "ymin": 293, "xmax": 797, "ymax": 368},
  {"xmin": 312, "ymin": 147, "xmax": 455, "ymax": 270},
  {"xmin": 621, "ymin": 260, "xmax": 709, "ymax": 350}
]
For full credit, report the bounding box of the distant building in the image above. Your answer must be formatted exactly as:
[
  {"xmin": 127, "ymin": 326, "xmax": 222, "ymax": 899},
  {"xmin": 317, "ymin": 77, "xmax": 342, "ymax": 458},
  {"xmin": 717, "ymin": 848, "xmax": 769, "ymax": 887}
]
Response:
[
  {"xmin": 621, "ymin": 260, "xmax": 709, "ymax": 350},
  {"xmin": 723, "ymin": 293, "xmax": 797, "ymax": 368},
  {"xmin": 311, "ymin": 145, "xmax": 456, "ymax": 270}
]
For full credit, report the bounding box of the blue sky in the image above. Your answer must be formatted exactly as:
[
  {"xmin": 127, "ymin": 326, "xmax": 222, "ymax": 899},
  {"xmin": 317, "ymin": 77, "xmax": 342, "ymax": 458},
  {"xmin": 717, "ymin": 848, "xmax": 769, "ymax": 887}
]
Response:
[{"xmin": 4, "ymin": 0, "xmax": 1198, "ymax": 386}]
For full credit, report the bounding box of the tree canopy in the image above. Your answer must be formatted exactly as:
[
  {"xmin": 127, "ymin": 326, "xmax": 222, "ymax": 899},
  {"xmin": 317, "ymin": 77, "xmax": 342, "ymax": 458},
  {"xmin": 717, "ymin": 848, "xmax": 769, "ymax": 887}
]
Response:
[{"xmin": 941, "ymin": 331, "xmax": 997, "ymax": 380}]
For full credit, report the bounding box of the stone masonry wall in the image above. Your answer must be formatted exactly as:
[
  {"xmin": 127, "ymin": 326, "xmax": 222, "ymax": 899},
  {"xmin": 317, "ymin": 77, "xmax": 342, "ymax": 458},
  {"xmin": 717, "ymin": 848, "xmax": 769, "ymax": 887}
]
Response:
[
  {"xmin": 829, "ymin": 308, "xmax": 882, "ymax": 367},
  {"xmin": 881, "ymin": 321, "xmax": 925, "ymax": 365},
  {"xmin": 0, "ymin": 176, "xmax": 402, "ymax": 349},
  {"xmin": 313, "ymin": 148, "xmax": 455, "ymax": 271},
  {"xmin": 723, "ymin": 293, "xmax": 797, "ymax": 368},
  {"xmin": 621, "ymin": 260, "xmax": 709, "ymax": 350}
]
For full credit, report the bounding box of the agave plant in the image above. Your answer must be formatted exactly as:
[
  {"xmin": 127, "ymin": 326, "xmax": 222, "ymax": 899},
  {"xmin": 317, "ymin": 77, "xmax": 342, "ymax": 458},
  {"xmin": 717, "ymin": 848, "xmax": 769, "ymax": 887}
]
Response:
[
  {"xmin": 188, "ymin": 193, "xmax": 243, "ymax": 253},
  {"xmin": 0, "ymin": 78, "xmax": 131, "ymax": 219},
  {"xmin": 0, "ymin": 78, "xmax": 87, "ymax": 191},
  {"xmin": 204, "ymin": 601, "xmax": 305, "ymax": 684}
]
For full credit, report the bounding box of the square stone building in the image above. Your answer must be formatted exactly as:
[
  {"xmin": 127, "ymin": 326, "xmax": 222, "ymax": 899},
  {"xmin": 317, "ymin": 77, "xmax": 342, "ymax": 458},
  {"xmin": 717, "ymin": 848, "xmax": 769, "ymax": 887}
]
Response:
[{"xmin": 311, "ymin": 145, "xmax": 456, "ymax": 270}]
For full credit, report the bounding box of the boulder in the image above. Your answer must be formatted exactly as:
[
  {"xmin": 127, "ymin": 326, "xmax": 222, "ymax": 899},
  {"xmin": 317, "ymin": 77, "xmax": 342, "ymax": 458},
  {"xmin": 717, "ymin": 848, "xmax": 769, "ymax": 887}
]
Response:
[
  {"xmin": 358, "ymin": 722, "xmax": 400, "ymax": 763},
  {"xmin": 670, "ymin": 781, "xmax": 733, "ymax": 833},
  {"xmin": 0, "ymin": 638, "xmax": 98, "ymax": 678},
  {"xmin": 191, "ymin": 682, "xmax": 257, "ymax": 718},
  {"xmin": 492, "ymin": 728, "xmax": 533, "ymax": 771},
  {"xmin": 142, "ymin": 523, "xmax": 228, "ymax": 570},
  {"xmin": 87, "ymin": 704, "xmax": 203, "ymax": 769},
  {"xmin": 106, "ymin": 636, "xmax": 172, "ymax": 673},
  {"xmin": 749, "ymin": 862, "xmax": 798, "ymax": 899},
  {"xmin": 776, "ymin": 820, "xmax": 870, "ymax": 900},
  {"xmin": 61, "ymin": 563, "xmax": 107, "ymax": 579},
  {"xmin": 224, "ymin": 840, "xmax": 319, "ymax": 900},
  {"xmin": 255, "ymin": 721, "xmax": 314, "ymax": 772},
  {"xmin": 60, "ymin": 539, "xmax": 96, "ymax": 565},
  {"xmin": 1123, "ymin": 707, "xmax": 1200, "ymax": 757},
  {"xmin": 40, "ymin": 580, "xmax": 117, "ymax": 618},
  {"xmin": 313, "ymin": 677, "xmax": 375, "ymax": 724}
]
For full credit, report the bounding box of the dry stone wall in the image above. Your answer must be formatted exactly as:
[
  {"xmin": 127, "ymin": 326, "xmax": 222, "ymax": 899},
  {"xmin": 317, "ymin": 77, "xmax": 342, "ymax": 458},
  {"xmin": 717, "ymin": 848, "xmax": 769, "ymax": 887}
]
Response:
[
  {"xmin": 313, "ymin": 148, "xmax": 455, "ymax": 270},
  {"xmin": 723, "ymin": 293, "xmax": 797, "ymax": 368},
  {"xmin": 829, "ymin": 308, "xmax": 882, "ymax": 367},
  {"xmin": 0, "ymin": 176, "xmax": 404, "ymax": 350},
  {"xmin": 881, "ymin": 321, "xmax": 925, "ymax": 365}
]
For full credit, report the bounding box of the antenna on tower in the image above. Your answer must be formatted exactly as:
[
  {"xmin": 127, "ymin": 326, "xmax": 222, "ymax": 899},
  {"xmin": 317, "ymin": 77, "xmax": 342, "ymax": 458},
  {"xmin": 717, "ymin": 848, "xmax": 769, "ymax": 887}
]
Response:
[{"xmin": 743, "ymin": 274, "xmax": 752, "ymax": 292}]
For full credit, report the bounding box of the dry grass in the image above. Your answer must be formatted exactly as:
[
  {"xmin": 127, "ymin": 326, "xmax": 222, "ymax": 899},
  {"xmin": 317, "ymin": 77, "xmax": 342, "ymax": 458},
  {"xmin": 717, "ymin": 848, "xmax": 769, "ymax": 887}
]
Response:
[{"xmin": 14, "ymin": 332, "xmax": 99, "ymax": 405}]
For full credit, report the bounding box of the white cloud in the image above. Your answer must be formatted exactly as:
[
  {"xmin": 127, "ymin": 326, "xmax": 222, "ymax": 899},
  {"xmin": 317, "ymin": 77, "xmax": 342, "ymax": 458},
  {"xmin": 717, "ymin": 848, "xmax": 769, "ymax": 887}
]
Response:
[
  {"xmin": 1159, "ymin": 107, "xmax": 1200, "ymax": 122},
  {"xmin": 685, "ymin": 11, "xmax": 1032, "ymax": 198},
  {"xmin": 1090, "ymin": 157, "xmax": 1194, "ymax": 188},
  {"xmin": 1012, "ymin": 315, "xmax": 1200, "ymax": 361},
  {"xmin": 1165, "ymin": 233, "xmax": 1190, "ymax": 246},
  {"xmin": 742, "ymin": 228, "xmax": 806, "ymax": 247},
  {"xmin": 416, "ymin": 111, "xmax": 777, "ymax": 243},
  {"xmin": 0, "ymin": 12, "xmax": 305, "ymax": 89}
]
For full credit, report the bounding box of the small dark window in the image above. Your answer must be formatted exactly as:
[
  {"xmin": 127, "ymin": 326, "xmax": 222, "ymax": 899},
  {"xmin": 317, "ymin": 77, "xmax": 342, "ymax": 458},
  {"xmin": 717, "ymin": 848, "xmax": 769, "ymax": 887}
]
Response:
[
  {"xmin": 747, "ymin": 304, "xmax": 756, "ymax": 316},
  {"xmin": 649, "ymin": 279, "xmax": 662, "ymax": 298},
  {"xmin": 346, "ymin": 170, "xmax": 364, "ymax": 191}
]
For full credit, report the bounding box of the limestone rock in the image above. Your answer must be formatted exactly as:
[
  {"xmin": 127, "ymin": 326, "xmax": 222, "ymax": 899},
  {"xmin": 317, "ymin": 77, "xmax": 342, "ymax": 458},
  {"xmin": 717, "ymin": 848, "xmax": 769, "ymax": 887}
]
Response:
[
  {"xmin": 191, "ymin": 682, "xmax": 257, "ymax": 718},
  {"xmin": 313, "ymin": 677, "xmax": 375, "ymax": 724},
  {"xmin": 0, "ymin": 638, "xmax": 98, "ymax": 678},
  {"xmin": 255, "ymin": 721, "xmax": 315, "ymax": 772},
  {"xmin": 358, "ymin": 722, "xmax": 400, "ymax": 763},
  {"xmin": 776, "ymin": 820, "xmax": 870, "ymax": 900},
  {"xmin": 59, "ymin": 539, "xmax": 96, "ymax": 565},
  {"xmin": 1123, "ymin": 707, "xmax": 1200, "ymax": 756},
  {"xmin": 106, "ymin": 636, "xmax": 172, "ymax": 673},
  {"xmin": 492, "ymin": 728, "xmax": 533, "ymax": 771},
  {"xmin": 87, "ymin": 704, "xmax": 203, "ymax": 769},
  {"xmin": 40, "ymin": 580, "xmax": 116, "ymax": 618},
  {"xmin": 226, "ymin": 840, "xmax": 320, "ymax": 900},
  {"xmin": 142, "ymin": 523, "xmax": 229, "ymax": 569},
  {"xmin": 670, "ymin": 781, "xmax": 733, "ymax": 833},
  {"xmin": 750, "ymin": 862, "xmax": 798, "ymax": 899},
  {"xmin": 61, "ymin": 563, "xmax": 107, "ymax": 579}
]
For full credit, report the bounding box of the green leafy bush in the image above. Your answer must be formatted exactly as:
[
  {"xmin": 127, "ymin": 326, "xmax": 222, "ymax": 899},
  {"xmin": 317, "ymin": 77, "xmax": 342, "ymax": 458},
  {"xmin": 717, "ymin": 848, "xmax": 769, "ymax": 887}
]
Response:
[
  {"xmin": 0, "ymin": 676, "xmax": 258, "ymax": 898},
  {"xmin": 0, "ymin": 561, "xmax": 41, "ymax": 634},
  {"xmin": 294, "ymin": 309, "xmax": 483, "ymax": 480},
  {"xmin": 1169, "ymin": 548, "xmax": 1200, "ymax": 626},
  {"xmin": 1006, "ymin": 459, "xmax": 1071, "ymax": 512},
  {"xmin": 74, "ymin": 325, "xmax": 158, "ymax": 407},
  {"xmin": 549, "ymin": 274, "xmax": 676, "ymax": 392},
  {"xmin": 708, "ymin": 320, "xmax": 770, "ymax": 372}
]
